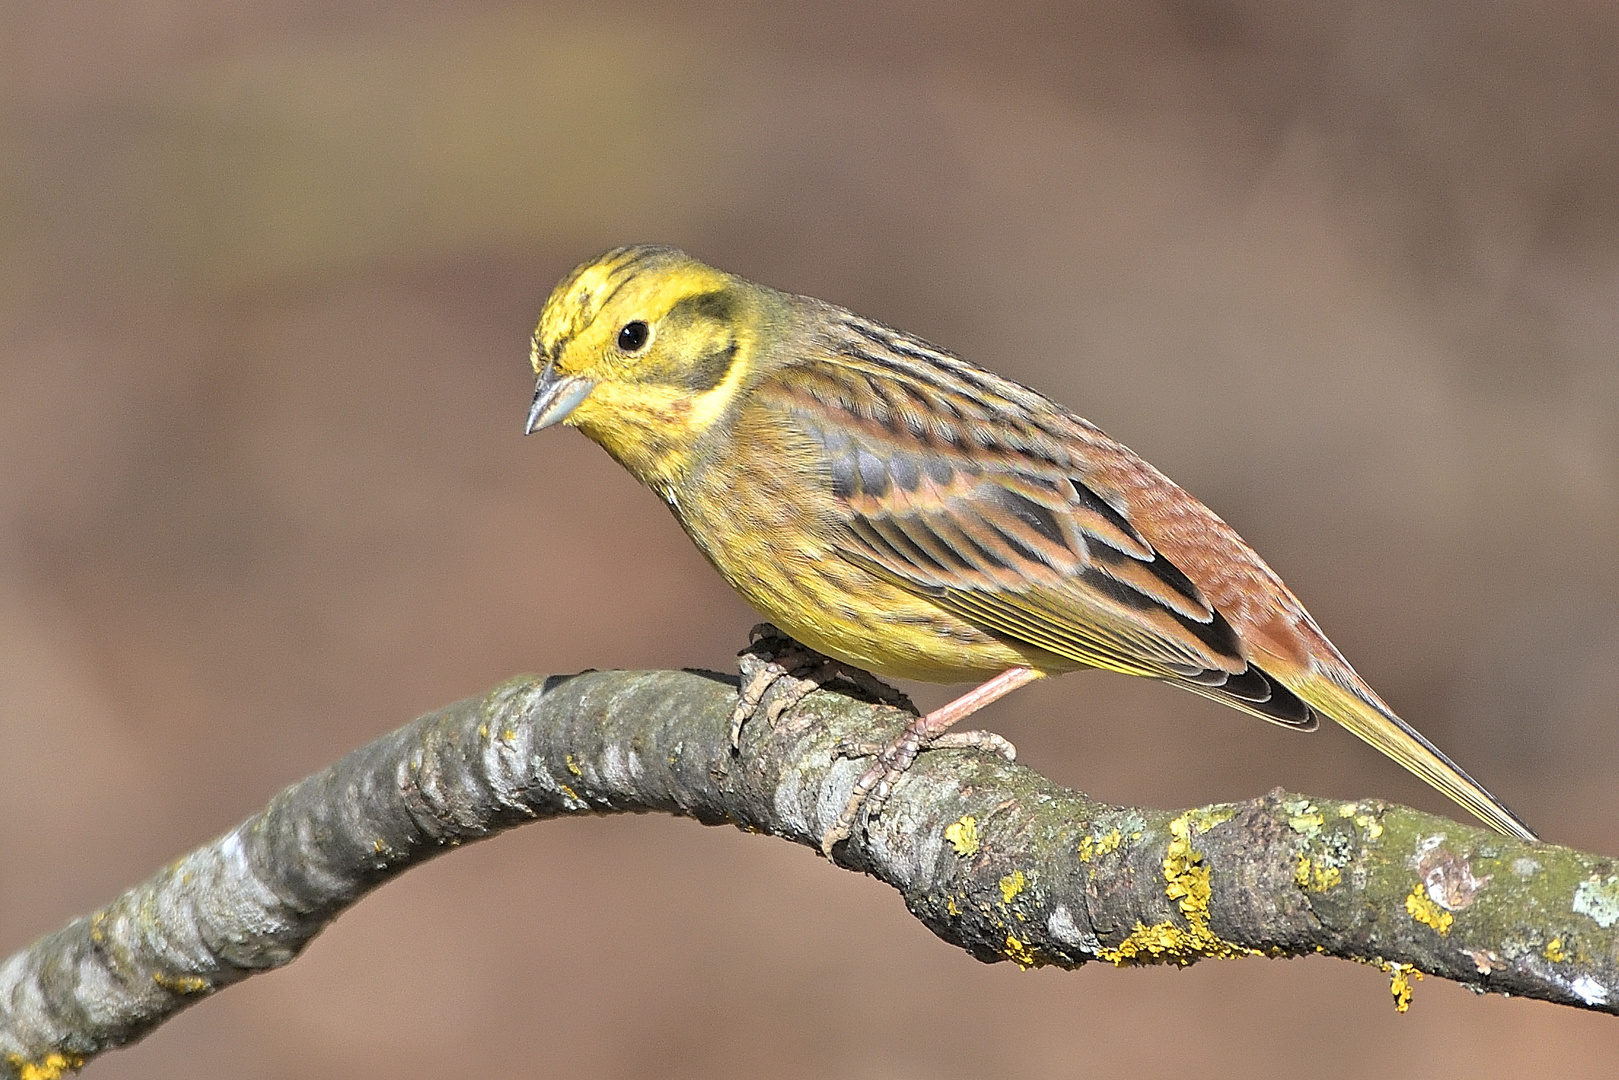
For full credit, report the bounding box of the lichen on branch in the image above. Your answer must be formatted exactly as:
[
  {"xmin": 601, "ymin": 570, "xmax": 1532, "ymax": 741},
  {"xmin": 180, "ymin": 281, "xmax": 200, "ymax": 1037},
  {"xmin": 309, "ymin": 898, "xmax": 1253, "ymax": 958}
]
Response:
[{"xmin": 2, "ymin": 669, "xmax": 1615, "ymax": 1076}]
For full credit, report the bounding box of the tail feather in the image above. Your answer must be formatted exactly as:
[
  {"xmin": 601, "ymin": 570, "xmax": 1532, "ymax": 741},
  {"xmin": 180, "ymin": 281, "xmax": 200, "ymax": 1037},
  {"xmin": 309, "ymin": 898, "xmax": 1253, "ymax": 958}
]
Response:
[
  {"xmin": 1287, "ymin": 668, "xmax": 1538, "ymax": 841},
  {"xmin": 1172, "ymin": 664, "xmax": 1318, "ymax": 729}
]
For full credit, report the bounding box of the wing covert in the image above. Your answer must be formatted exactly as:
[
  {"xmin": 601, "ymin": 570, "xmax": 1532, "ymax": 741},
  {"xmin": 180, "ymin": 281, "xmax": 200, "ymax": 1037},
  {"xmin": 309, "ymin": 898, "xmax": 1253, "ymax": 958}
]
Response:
[{"xmin": 773, "ymin": 356, "xmax": 1317, "ymax": 728}]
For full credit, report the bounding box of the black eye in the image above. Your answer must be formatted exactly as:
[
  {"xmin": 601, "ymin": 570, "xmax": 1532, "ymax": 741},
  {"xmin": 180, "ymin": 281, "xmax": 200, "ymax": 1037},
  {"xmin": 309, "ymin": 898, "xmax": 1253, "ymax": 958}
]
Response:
[{"xmin": 617, "ymin": 320, "xmax": 651, "ymax": 353}]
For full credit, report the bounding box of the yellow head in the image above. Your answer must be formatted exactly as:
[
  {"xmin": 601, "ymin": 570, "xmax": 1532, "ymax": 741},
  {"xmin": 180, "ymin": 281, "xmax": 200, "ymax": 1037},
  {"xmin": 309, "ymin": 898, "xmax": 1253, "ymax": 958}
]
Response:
[{"xmin": 526, "ymin": 245, "xmax": 775, "ymax": 484}]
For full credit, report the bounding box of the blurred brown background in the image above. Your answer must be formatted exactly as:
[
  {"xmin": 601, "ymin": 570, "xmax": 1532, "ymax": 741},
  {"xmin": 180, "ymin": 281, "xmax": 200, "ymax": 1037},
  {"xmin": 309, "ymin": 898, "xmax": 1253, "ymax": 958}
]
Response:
[{"xmin": 4, "ymin": 2, "xmax": 1618, "ymax": 1076}]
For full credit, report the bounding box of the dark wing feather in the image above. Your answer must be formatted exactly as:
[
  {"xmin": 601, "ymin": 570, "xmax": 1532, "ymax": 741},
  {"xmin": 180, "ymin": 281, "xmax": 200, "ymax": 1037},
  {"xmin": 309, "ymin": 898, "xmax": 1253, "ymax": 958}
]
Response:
[{"xmin": 774, "ymin": 330, "xmax": 1318, "ymax": 729}]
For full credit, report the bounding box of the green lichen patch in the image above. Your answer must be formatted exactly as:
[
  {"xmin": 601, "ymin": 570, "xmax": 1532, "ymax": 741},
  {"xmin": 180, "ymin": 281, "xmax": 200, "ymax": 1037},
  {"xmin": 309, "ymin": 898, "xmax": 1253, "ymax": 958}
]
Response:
[
  {"xmin": 1573, "ymin": 875, "xmax": 1619, "ymax": 928},
  {"xmin": 1282, "ymin": 798, "xmax": 1326, "ymax": 839},
  {"xmin": 1330, "ymin": 800, "xmax": 1387, "ymax": 840},
  {"xmin": 1185, "ymin": 804, "xmax": 1237, "ymax": 834},
  {"xmin": 1292, "ymin": 812, "xmax": 1356, "ymax": 896}
]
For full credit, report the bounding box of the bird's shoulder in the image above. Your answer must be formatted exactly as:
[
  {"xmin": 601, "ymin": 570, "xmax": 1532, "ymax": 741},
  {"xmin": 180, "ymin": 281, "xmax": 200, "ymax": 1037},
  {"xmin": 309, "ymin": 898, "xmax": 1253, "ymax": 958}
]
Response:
[{"xmin": 744, "ymin": 305, "xmax": 1134, "ymax": 517}]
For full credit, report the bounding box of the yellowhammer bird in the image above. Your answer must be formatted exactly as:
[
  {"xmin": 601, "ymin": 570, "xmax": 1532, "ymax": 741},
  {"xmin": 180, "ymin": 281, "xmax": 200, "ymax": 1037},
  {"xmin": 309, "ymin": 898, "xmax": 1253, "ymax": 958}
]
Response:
[{"xmin": 525, "ymin": 244, "xmax": 1537, "ymax": 853}]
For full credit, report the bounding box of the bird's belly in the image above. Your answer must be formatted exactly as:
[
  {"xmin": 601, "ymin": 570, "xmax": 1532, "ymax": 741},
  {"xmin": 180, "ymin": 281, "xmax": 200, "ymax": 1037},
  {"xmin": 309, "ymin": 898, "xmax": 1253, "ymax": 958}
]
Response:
[{"xmin": 706, "ymin": 535, "xmax": 1062, "ymax": 683}]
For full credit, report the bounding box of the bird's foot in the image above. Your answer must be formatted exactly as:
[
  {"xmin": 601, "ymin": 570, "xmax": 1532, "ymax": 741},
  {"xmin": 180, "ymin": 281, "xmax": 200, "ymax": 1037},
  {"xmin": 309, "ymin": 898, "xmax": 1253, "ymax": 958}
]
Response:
[
  {"xmin": 731, "ymin": 623, "xmax": 916, "ymax": 753},
  {"xmin": 820, "ymin": 721, "xmax": 1016, "ymax": 859}
]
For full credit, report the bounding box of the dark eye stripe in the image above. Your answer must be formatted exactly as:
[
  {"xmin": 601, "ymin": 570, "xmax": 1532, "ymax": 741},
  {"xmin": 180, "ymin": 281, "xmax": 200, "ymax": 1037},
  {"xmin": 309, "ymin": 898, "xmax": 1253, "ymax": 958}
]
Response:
[
  {"xmin": 694, "ymin": 291, "xmax": 733, "ymax": 320},
  {"xmin": 682, "ymin": 340, "xmax": 738, "ymax": 393},
  {"xmin": 663, "ymin": 289, "xmax": 737, "ymax": 333},
  {"xmin": 660, "ymin": 289, "xmax": 742, "ymax": 392}
]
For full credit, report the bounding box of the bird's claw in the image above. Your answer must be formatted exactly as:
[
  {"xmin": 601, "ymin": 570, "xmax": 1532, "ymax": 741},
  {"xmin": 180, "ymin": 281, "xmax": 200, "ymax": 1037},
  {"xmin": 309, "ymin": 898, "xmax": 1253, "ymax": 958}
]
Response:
[
  {"xmin": 730, "ymin": 623, "xmax": 916, "ymax": 755},
  {"xmin": 731, "ymin": 623, "xmax": 1015, "ymax": 860},
  {"xmin": 831, "ymin": 730, "xmax": 1015, "ymax": 762},
  {"xmin": 820, "ymin": 726, "xmax": 1017, "ymax": 859},
  {"xmin": 731, "ymin": 651, "xmax": 827, "ymax": 750}
]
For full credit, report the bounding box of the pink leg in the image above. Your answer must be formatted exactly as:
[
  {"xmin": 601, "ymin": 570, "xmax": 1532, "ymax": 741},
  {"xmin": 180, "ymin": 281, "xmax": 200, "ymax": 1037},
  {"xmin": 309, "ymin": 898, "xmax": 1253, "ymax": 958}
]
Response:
[{"xmin": 821, "ymin": 666, "xmax": 1042, "ymax": 857}]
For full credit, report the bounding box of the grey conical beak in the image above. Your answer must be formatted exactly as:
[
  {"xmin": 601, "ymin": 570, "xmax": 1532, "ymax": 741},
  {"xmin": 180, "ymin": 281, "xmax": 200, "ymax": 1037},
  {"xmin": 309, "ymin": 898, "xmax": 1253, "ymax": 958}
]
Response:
[{"xmin": 525, "ymin": 361, "xmax": 596, "ymax": 434}]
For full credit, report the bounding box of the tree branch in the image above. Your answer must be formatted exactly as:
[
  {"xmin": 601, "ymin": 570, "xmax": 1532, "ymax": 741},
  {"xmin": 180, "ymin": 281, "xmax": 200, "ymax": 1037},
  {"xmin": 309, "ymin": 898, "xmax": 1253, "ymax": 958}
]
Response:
[{"xmin": 2, "ymin": 668, "xmax": 1615, "ymax": 1076}]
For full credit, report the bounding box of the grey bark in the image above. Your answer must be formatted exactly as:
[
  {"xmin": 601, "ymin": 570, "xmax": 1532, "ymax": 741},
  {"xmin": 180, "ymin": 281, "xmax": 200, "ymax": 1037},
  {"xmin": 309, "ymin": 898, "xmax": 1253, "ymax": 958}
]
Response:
[{"xmin": 3, "ymin": 669, "xmax": 1615, "ymax": 1076}]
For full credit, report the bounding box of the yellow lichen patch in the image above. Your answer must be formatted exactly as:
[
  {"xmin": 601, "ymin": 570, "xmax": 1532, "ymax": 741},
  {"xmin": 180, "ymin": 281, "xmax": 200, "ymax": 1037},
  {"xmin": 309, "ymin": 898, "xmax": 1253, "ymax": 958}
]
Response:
[
  {"xmin": 946, "ymin": 895, "xmax": 961, "ymax": 917},
  {"xmin": 1078, "ymin": 827, "xmax": 1121, "ymax": 862},
  {"xmin": 999, "ymin": 870, "xmax": 1027, "ymax": 904},
  {"xmin": 1163, "ymin": 816, "xmax": 1211, "ymax": 914},
  {"xmin": 153, "ymin": 971, "xmax": 211, "ymax": 994},
  {"xmin": 1405, "ymin": 885, "xmax": 1453, "ymax": 935},
  {"xmin": 1544, "ymin": 936, "xmax": 1567, "ymax": 962},
  {"xmin": 559, "ymin": 784, "xmax": 580, "ymax": 802},
  {"xmin": 944, "ymin": 815, "xmax": 980, "ymax": 856},
  {"xmin": 1099, "ymin": 921, "xmax": 1200, "ymax": 964},
  {"xmin": 477, "ymin": 723, "xmax": 489, "ymax": 739},
  {"xmin": 1294, "ymin": 853, "xmax": 1341, "ymax": 893},
  {"xmin": 1096, "ymin": 814, "xmax": 1255, "ymax": 966},
  {"xmin": 1333, "ymin": 801, "xmax": 1386, "ymax": 838},
  {"xmin": 565, "ymin": 754, "xmax": 584, "ymax": 778},
  {"xmin": 1383, "ymin": 961, "xmax": 1422, "ymax": 1013},
  {"xmin": 1004, "ymin": 934, "xmax": 1040, "ymax": 969},
  {"xmin": 8, "ymin": 1053, "xmax": 86, "ymax": 1080}
]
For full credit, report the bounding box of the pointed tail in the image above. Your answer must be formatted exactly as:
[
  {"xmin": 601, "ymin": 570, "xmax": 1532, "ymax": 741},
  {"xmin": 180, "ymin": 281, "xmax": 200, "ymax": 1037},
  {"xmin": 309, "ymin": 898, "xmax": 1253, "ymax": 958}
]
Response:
[{"xmin": 1287, "ymin": 668, "xmax": 1538, "ymax": 841}]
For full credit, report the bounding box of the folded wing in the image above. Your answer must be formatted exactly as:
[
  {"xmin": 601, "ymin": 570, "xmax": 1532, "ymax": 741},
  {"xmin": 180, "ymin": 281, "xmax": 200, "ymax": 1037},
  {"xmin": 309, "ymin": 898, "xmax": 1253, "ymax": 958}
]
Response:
[{"xmin": 778, "ymin": 354, "xmax": 1317, "ymax": 729}]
